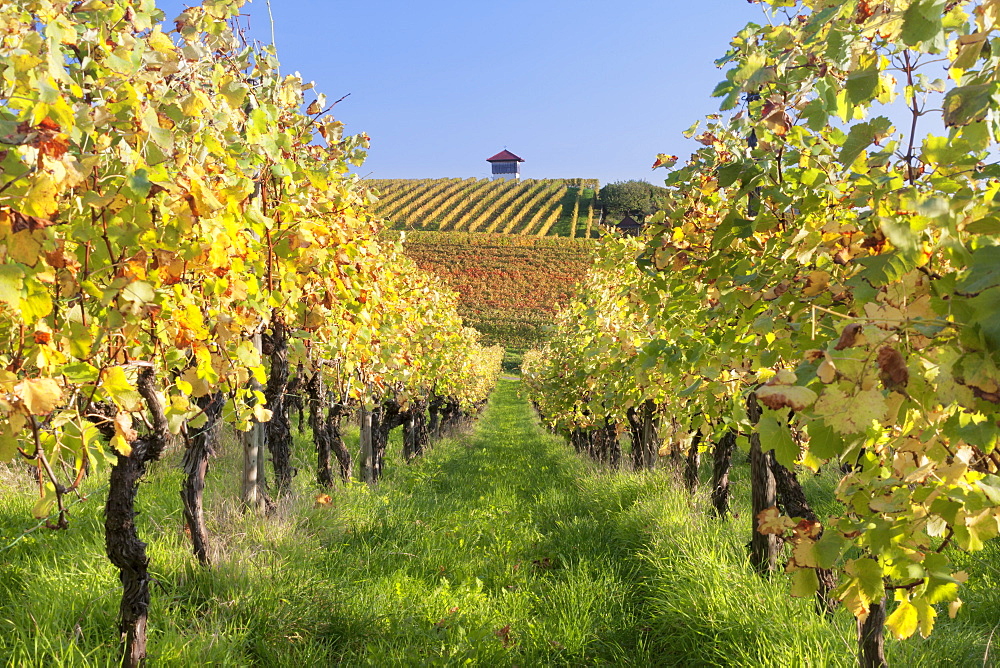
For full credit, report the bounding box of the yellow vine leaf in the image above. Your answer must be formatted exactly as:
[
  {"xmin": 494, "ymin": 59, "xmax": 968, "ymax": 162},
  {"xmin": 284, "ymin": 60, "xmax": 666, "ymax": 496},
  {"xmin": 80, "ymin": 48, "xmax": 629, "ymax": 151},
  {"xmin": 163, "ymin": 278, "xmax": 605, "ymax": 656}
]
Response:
[
  {"xmin": 14, "ymin": 377, "xmax": 62, "ymax": 414},
  {"xmin": 949, "ymin": 599, "xmax": 962, "ymax": 618},
  {"xmin": 101, "ymin": 367, "xmax": 142, "ymax": 411},
  {"xmin": 802, "ymin": 270, "xmax": 830, "ymax": 297},
  {"xmin": 31, "ymin": 482, "xmax": 57, "ymax": 519},
  {"xmin": 914, "ymin": 595, "xmax": 937, "ymax": 638},
  {"xmin": 814, "ymin": 387, "xmax": 887, "ymax": 434},
  {"xmin": 817, "ymin": 357, "xmax": 837, "ymax": 383},
  {"xmin": 110, "ymin": 412, "xmax": 136, "ymax": 456},
  {"xmin": 8, "ymin": 230, "xmax": 43, "ymax": 266},
  {"xmin": 792, "ymin": 537, "xmax": 819, "ymax": 568},
  {"xmin": 147, "ymin": 27, "xmax": 176, "ymax": 54},
  {"xmin": 110, "ymin": 432, "xmax": 132, "ymax": 457},
  {"xmin": 253, "ymin": 404, "xmax": 273, "ymax": 423},
  {"xmin": 886, "ymin": 596, "xmax": 919, "ymax": 640}
]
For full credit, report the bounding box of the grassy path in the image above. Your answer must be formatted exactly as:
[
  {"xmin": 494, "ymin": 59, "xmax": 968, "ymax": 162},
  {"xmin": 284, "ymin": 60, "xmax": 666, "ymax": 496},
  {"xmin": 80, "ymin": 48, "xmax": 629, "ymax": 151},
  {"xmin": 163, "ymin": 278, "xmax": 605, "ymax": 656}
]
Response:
[
  {"xmin": 2, "ymin": 379, "xmax": 998, "ymax": 666},
  {"xmin": 309, "ymin": 378, "xmax": 659, "ymax": 664}
]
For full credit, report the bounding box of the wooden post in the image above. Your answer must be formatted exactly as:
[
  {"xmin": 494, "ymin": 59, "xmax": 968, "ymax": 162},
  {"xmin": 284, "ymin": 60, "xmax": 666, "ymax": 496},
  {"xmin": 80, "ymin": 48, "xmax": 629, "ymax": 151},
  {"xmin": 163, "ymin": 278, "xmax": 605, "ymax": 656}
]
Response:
[
  {"xmin": 242, "ymin": 331, "xmax": 268, "ymax": 513},
  {"xmin": 359, "ymin": 405, "xmax": 374, "ymax": 485},
  {"xmin": 641, "ymin": 400, "xmax": 657, "ymax": 470},
  {"xmin": 748, "ymin": 391, "xmax": 778, "ymax": 574}
]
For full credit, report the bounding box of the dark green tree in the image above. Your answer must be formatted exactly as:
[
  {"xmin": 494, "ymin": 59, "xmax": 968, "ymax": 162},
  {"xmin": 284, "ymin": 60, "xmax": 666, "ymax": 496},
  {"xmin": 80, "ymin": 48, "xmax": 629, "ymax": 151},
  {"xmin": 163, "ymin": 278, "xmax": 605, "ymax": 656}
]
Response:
[{"xmin": 597, "ymin": 180, "xmax": 666, "ymax": 219}]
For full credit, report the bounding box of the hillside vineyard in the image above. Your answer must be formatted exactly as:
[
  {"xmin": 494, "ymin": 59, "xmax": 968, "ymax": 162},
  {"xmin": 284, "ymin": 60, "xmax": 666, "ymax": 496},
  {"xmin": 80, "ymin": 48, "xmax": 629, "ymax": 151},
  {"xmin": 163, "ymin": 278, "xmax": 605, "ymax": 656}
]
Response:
[{"xmin": 371, "ymin": 178, "xmax": 601, "ymax": 238}]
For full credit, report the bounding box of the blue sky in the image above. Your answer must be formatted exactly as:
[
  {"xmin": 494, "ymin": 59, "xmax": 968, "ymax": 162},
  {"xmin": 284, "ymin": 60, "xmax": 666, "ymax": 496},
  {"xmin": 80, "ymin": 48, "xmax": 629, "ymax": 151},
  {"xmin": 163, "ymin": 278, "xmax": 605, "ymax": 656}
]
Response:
[{"xmin": 157, "ymin": 1, "xmax": 768, "ymax": 186}]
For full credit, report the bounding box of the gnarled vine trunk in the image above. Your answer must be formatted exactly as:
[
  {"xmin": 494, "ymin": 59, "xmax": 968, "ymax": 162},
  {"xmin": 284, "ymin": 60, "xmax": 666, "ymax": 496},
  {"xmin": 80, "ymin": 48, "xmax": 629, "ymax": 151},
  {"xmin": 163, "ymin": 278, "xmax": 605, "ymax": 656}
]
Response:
[
  {"xmin": 710, "ymin": 429, "xmax": 737, "ymax": 518},
  {"xmin": 287, "ymin": 365, "xmax": 306, "ymax": 434},
  {"xmin": 180, "ymin": 392, "xmax": 222, "ymax": 566},
  {"xmin": 858, "ymin": 597, "xmax": 887, "ymax": 668},
  {"xmin": 361, "ymin": 399, "xmax": 407, "ymax": 485},
  {"xmin": 626, "ymin": 400, "xmax": 659, "ymax": 471},
  {"xmin": 359, "ymin": 406, "xmax": 374, "ymax": 485},
  {"xmin": 683, "ymin": 429, "xmax": 703, "ymax": 493},
  {"xmin": 308, "ymin": 371, "xmax": 335, "ymax": 488},
  {"xmin": 605, "ymin": 419, "xmax": 621, "ymax": 469},
  {"xmin": 308, "ymin": 370, "xmax": 353, "ymax": 486},
  {"xmin": 369, "ymin": 405, "xmax": 386, "ymax": 483},
  {"xmin": 264, "ymin": 311, "xmax": 293, "ymax": 494},
  {"xmin": 328, "ymin": 402, "xmax": 352, "ymax": 482},
  {"xmin": 439, "ymin": 396, "xmax": 462, "ymax": 435},
  {"xmin": 374, "ymin": 399, "xmax": 405, "ymax": 482},
  {"xmin": 104, "ymin": 366, "xmax": 170, "ymax": 668},
  {"xmin": 428, "ymin": 393, "xmax": 444, "ymax": 441},
  {"xmin": 402, "ymin": 398, "xmax": 429, "ymax": 461},
  {"xmin": 241, "ymin": 332, "xmax": 270, "ymax": 513}
]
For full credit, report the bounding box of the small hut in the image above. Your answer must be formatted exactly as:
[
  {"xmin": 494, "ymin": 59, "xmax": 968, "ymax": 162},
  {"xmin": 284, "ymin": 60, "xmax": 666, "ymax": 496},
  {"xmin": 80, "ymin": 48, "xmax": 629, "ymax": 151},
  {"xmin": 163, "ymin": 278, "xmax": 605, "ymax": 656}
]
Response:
[
  {"xmin": 613, "ymin": 214, "xmax": 645, "ymax": 236},
  {"xmin": 486, "ymin": 149, "xmax": 524, "ymax": 181}
]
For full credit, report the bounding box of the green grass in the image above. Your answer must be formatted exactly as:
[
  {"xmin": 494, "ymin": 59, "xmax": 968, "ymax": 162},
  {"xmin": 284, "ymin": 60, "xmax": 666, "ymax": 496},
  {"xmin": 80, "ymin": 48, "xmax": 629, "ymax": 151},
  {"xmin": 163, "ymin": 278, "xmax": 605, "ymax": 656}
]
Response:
[
  {"xmin": 0, "ymin": 381, "xmax": 997, "ymax": 666},
  {"xmin": 502, "ymin": 347, "xmax": 526, "ymax": 373}
]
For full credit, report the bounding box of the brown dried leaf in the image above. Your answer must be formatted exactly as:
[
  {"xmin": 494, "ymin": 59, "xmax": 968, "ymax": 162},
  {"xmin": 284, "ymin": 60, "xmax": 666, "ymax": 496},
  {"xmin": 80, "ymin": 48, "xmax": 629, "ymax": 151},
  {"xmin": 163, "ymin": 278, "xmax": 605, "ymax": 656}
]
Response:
[
  {"xmin": 495, "ymin": 624, "xmax": 513, "ymax": 648},
  {"xmin": 695, "ymin": 131, "xmax": 718, "ymax": 146},
  {"xmin": 763, "ymin": 281, "xmax": 790, "ymax": 301},
  {"xmin": 763, "ymin": 108, "xmax": 792, "ymax": 137},
  {"xmin": 114, "ymin": 412, "xmax": 138, "ymax": 442},
  {"xmin": 9, "ymin": 210, "xmax": 58, "ymax": 233},
  {"xmin": 802, "ymin": 270, "xmax": 830, "ymax": 297},
  {"xmin": 834, "ymin": 323, "xmax": 864, "ymax": 350},
  {"xmin": 794, "ymin": 518, "xmax": 823, "ymax": 539},
  {"xmin": 833, "ymin": 247, "xmax": 854, "ymax": 265},
  {"xmin": 804, "ymin": 349, "xmax": 825, "ymax": 363},
  {"xmin": 877, "ymin": 346, "xmax": 909, "ymax": 390}
]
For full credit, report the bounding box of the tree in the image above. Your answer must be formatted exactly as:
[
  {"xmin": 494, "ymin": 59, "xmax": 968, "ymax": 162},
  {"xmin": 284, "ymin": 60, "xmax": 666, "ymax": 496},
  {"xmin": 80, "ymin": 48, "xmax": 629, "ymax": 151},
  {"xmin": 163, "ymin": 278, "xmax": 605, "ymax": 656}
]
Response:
[{"xmin": 597, "ymin": 180, "xmax": 665, "ymax": 219}]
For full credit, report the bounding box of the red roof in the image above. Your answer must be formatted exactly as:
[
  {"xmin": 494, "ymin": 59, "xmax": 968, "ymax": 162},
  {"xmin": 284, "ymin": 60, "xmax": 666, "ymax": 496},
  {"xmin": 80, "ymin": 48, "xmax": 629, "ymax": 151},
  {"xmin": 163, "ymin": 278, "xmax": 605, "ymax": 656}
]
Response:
[{"xmin": 486, "ymin": 149, "xmax": 524, "ymax": 163}]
